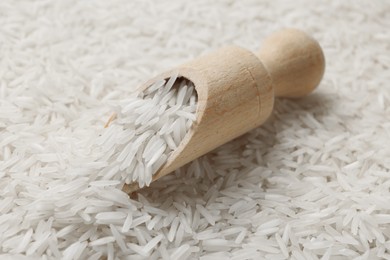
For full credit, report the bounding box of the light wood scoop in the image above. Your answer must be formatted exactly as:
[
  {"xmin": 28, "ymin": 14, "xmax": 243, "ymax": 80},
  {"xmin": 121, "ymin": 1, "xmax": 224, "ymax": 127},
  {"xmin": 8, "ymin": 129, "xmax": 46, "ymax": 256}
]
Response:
[{"xmin": 123, "ymin": 28, "xmax": 325, "ymax": 194}]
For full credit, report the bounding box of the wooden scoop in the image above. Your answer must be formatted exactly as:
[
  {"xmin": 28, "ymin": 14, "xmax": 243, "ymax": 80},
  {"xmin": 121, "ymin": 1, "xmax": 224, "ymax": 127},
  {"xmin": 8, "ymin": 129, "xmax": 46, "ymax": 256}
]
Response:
[{"xmin": 122, "ymin": 28, "xmax": 325, "ymax": 194}]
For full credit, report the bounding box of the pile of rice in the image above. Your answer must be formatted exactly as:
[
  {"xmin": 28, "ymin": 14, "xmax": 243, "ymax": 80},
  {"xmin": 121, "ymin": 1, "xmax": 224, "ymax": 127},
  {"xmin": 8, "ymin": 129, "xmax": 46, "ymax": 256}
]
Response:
[
  {"xmin": 102, "ymin": 73, "xmax": 196, "ymax": 188},
  {"xmin": 1, "ymin": 0, "xmax": 389, "ymax": 259}
]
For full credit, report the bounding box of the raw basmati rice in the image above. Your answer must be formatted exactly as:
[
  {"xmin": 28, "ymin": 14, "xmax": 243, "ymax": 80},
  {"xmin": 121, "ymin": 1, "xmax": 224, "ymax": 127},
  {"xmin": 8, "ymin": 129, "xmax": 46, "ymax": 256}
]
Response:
[
  {"xmin": 101, "ymin": 75, "xmax": 196, "ymax": 188},
  {"xmin": 1, "ymin": 0, "xmax": 390, "ymax": 259}
]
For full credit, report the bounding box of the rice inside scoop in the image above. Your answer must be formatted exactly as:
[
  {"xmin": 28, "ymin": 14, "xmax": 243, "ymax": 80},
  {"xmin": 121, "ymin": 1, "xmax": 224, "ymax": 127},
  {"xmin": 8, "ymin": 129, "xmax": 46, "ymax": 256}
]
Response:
[{"xmin": 101, "ymin": 74, "xmax": 197, "ymax": 188}]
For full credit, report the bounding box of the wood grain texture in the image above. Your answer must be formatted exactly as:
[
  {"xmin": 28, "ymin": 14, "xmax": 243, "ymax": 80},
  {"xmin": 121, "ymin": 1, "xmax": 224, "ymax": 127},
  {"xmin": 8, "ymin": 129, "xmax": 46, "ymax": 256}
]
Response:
[{"xmin": 258, "ymin": 28, "xmax": 325, "ymax": 98}]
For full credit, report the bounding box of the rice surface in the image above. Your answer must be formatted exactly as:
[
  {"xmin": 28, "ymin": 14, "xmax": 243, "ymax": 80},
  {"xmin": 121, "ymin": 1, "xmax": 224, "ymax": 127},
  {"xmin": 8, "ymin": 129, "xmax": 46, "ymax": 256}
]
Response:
[{"xmin": 0, "ymin": 0, "xmax": 389, "ymax": 259}]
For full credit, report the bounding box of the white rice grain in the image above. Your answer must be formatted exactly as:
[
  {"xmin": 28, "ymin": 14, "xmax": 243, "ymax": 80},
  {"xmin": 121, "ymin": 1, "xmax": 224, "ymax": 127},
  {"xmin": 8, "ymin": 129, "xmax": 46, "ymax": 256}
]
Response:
[{"xmin": 89, "ymin": 236, "xmax": 116, "ymax": 247}]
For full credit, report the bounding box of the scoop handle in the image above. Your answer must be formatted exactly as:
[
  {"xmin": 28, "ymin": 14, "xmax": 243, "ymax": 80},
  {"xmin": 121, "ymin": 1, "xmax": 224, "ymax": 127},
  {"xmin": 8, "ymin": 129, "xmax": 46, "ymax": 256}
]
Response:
[{"xmin": 257, "ymin": 28, "xmax": 325, "ymax": 98}]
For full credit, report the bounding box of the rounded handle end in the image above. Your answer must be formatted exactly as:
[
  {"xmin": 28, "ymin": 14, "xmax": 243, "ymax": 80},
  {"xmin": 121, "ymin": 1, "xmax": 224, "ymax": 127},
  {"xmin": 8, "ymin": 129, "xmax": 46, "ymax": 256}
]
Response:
[{"xmin": 257, "ymin": 28, "xmax": 325, "ymax": 98}]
